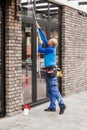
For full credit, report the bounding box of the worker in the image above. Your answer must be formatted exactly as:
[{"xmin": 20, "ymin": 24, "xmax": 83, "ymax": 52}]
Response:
[{"xmin": 36, "ymin": 21, "xmax": 66, "ymax": 114}]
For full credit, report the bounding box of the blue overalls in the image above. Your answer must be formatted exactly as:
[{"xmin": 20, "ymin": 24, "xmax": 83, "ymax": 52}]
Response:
[{"xmin": 38, "ymin": 28, "xmax": 65, "ymax": 109}]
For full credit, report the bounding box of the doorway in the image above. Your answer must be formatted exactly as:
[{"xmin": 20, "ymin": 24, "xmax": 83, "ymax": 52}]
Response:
[{"xmin": 21, "ymin": 0, "xmax": 62, "ymax": 106}]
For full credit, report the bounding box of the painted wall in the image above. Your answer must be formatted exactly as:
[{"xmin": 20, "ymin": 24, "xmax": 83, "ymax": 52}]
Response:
[{"xmin": 49, "ymin": 0, "xmax": 87, "ymax": 12}]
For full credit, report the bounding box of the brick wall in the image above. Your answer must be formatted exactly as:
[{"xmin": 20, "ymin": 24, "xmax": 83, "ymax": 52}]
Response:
[
  {"xmin": 62, "ymin": 6, "xmax": 87, "ymax": 96},
  {"xmin": 5, "ymin": 0, "xmax": 22, "ymax": 116},
  {"xmin": 4, "ymin": 1, "xmax": 87, "ymax": 116}
]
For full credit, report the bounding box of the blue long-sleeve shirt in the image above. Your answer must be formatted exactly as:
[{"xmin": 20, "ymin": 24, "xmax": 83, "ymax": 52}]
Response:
[{"xmin": 38, "ymin": 28, "xmax": 56, "ymax": 67}]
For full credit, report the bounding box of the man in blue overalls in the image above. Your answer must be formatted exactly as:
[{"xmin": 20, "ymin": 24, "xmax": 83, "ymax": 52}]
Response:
[{"xmin": 36, "ymin": 22, "xmax": 66, "ymax": 114}]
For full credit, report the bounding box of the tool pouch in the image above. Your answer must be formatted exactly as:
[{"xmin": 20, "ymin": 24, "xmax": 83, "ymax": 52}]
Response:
[
  {"xmin": 57, "ymin": 68, "xmax": 63, "ymax": 77},
  {"xmin": 46, "ymin": 67, "xmax": 57, "ymax": 78}
]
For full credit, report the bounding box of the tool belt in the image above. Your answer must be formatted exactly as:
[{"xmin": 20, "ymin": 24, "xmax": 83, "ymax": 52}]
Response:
[{"xmin": 46, "ymin": 66, "xmax": 57, "ymax": 78}]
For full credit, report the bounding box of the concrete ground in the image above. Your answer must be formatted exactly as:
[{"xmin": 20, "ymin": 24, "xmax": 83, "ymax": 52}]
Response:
[{"xmin": 0, "ymin": 91, "xmax": 87, "ymax": 130}]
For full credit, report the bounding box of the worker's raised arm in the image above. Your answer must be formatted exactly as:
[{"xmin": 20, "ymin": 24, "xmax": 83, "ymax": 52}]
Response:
[
  {"xmin": 37, "ymin": 30, "xmax": 43, "ymax": 44},
  {"xmin": 36, "ymin": 21, "xmax": 40, "ymax": 29},
  {"xmin": 36, "ymin": 21, "xmax": 48, "ymax": 46}
]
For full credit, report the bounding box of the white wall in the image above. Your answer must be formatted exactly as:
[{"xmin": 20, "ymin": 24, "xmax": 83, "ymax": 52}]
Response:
[{"xmin": 48, "ymin": 0, "xmax": 87, "ymax": 12}]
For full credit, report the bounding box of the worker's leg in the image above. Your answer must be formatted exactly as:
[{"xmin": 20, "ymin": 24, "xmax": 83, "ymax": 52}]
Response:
[
  {"xmin": 45, "ymin": 76, "xmax": 56, "ymax": 110},
  {"xmin": 50, "ymin": 76, "xmax": 66, "ymax": 114},
  {"xmin": 50, "ymin": 76, "xmax": 65, "ymax": 105}
]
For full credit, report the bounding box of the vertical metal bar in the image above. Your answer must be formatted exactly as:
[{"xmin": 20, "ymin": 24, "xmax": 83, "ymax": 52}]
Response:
[
  {"xmin": 32, "ymin": 23, "xmax": 37, "ymax": 102},
  {"xmin": 0, "ymin": 0, "xmax": 6, "ymax": 117},
  {"xmin": 48, "ymin": 2, "xmax": 50, "ymax": 22},
  {"xmin": 47, "ymin": 2, "xmax": 50, "ymax": 40},
  {"xmin": 32, "ymin": 0, "xmax": 37, "ymax": 102},
  {"xmin": 58, "ymin": 6, "xmax": 62, "ymax": 94}
]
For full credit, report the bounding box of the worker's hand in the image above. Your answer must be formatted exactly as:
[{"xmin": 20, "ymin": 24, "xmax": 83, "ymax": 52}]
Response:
[
  {"xmin": 36, "ymin": 21, "xmax": 40, "ymax": 29},
  {"xmin": 38, "ymin": 38, "xmax": 43, "ymax": 44}
]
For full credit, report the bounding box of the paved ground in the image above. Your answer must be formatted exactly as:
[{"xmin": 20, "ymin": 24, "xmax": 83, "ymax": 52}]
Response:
[{"xmin": 0, "ymin": 91, "xmax": 87, "ymax": 130}]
